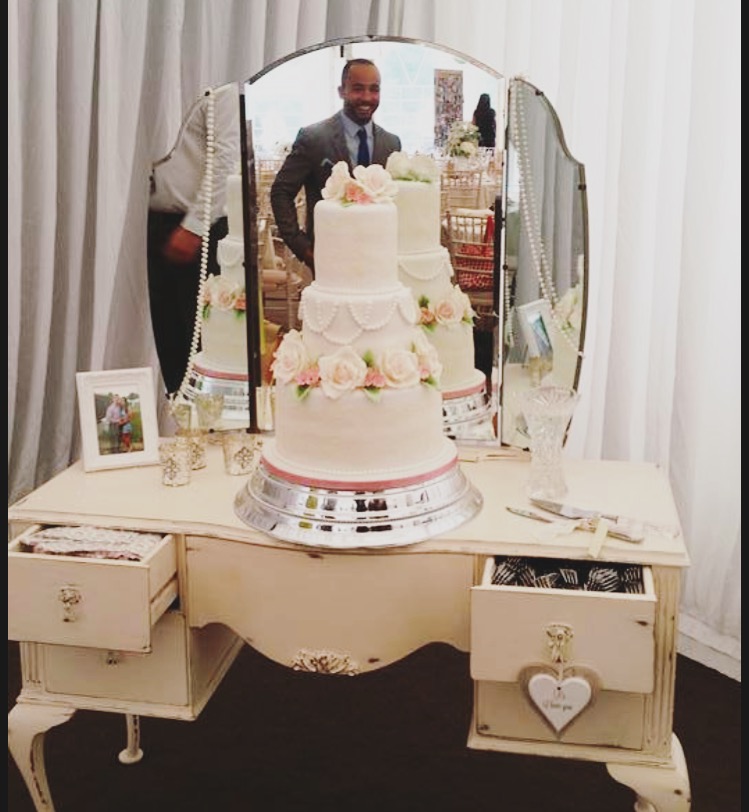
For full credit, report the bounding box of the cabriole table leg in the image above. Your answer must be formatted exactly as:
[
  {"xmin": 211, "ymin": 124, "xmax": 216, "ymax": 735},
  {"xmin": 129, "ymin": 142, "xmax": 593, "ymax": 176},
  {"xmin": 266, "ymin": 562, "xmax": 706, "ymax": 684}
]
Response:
[
  {"xmin": 8, "ymin": 702, "xmax": 76, "ymax": 812},
  {"xmin": 607, "ymin": 734, "xmax": 691, "ymax": 812}
]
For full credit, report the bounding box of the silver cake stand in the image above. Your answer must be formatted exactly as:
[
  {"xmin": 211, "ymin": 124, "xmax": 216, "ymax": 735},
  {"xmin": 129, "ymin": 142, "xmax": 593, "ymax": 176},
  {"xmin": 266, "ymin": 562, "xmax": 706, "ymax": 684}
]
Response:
[
  {"xmin": 183, "ymin": 363, "xmax": 251, "ymax": 422},
  {"xmin": 442, "ymin": 383, "xmax": 495, "ymax": 441},
  {"xmin": 234, "ymin": 458, "xmax": 483, "ymax": 550}
]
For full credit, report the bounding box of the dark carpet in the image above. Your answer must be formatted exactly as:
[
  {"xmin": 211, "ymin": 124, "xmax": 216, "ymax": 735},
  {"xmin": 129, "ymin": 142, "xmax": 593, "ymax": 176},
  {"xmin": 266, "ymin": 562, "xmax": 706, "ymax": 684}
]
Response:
[{"xmin": 8, "ymin": 642, "xmax": 740, "ymax": 811}]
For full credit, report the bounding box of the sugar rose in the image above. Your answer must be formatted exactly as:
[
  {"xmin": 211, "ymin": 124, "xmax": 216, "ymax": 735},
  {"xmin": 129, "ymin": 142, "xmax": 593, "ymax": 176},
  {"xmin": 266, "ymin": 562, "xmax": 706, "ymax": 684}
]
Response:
[
  {"xmin": 318, "ymin": 346, "xmax": 368, "ymax": 399},
  {"xmin": 412, "ymin": 331, "xmax": 443, "ymax": 382},
  {"xmin": 354, "ymin": 164, "xmax": 398, "ymax": 200},
  {"xmin": 321, "ymin": 161, "xmax": 351, "ymax": 200},
  {"xmin": 272, "ymin": 330, "xmax": 308, "ymax": 385},
  {"xmin": 410, "ymin": 154, "xmax": 439, "ymax": 183},
  {"xmin": 205, "ymin": 275, "xmax": 242, "ymax": 311},
  {"xmin": 385, "ymin": 151, "xmax": 410, "ymax": 180},
  {"xmin": 434, "ymin": 295, "xmax": 463, "ymax": 326},
  {"xmin": 378, "ymin": 348, "xmax": 421, "ymax": 389}
]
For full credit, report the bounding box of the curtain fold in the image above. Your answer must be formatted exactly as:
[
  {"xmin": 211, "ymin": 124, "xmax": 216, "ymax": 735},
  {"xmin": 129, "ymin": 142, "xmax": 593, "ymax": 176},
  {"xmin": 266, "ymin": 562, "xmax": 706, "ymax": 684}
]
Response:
[{"xmin": 7, "ymin": 0, "xmax": 740, "ymax": 679}]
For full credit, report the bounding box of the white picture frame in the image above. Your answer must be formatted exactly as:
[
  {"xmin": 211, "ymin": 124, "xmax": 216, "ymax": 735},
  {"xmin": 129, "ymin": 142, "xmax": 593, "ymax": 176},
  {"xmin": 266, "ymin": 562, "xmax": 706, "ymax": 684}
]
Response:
[
  {"xmin": 517, "ymin": 299, "xmax": 555, "ymax": 359},
  {"xmin": 75, "ymin": 367, "xmax": 160, "ymax": 472}
]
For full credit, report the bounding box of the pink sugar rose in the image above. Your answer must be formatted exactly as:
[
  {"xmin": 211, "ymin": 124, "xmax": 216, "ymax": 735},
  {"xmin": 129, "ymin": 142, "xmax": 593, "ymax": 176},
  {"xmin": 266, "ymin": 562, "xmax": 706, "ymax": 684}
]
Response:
[
  {"xmin": 295, "ymin": 365, "xmax": 320, "ymax": 387},
  {"xmin": 420, "ymin": 307, "xmax": 436, "ymax": 326},
  {"xmin": 344, "ymin": 179, "xmax": 373, "ymax": 204},
  {"xmin": 234, "ymin": 292, "xmax": 247, "ymax": 311},
  {"xmin": 364, "ymin": 368, "xmax": 387, "ymax": 389}
]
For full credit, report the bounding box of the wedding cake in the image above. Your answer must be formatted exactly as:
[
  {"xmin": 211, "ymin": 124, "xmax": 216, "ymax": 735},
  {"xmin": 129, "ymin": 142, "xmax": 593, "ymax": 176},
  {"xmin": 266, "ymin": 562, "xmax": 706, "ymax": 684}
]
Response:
[
  {"xmin": 263, "ymin": 162, "xmax": 458, "ymax": 487},
  {"xmin": 194, "ymin": 169, "xmax": 248, "ymax": 376},
  {"xmin": 385, "ymin": 152, "xmax": 487, "ymax": 398}
]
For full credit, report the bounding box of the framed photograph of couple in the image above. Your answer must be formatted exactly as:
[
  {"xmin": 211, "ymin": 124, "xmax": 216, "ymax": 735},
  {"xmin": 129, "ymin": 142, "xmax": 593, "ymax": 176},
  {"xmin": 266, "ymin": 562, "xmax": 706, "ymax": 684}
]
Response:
[{"xmin": 76, "ymin": 367, "xmax": 160, "ymax": 472}]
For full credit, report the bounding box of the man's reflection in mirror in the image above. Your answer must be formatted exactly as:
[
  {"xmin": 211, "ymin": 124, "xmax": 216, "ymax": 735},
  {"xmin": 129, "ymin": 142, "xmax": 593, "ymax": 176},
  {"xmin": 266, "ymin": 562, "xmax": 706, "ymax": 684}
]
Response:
[
  {"xmin": 148, "ymin": 84, "xmax": 240, "ymax": 395},
  {"xmin": 270, "ymin": 59, "xmax": 401, "ymax": 276}
]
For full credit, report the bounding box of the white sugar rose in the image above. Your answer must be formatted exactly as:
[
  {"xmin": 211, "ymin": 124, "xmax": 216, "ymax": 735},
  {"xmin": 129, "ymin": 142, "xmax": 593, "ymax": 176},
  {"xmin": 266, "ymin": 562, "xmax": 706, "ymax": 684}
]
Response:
[
  {"xmin": 451, "ymin": 286, "xmax": 475, "ymax": 320},
  {"xmin": 433, "ymin": 294, "xmax": 464, "ymax": 326},
  {"xmin": 412, "ymin": 331, "xmax": 443, "ymax": 382},
  {"xmin": 271, "ymin": 330, "xmax": 308, "ymax": 385},
  {"xmin": 321, "ymin": 161, "xmax": 351, "ymax": 200},
  {"xmin": 385, "ymin": 151, "xmax": 410, "ymax": 180},
  {"xmin": 318, "ymin": 346, "xmax": 367, "ymax": 399},
  {"xmin": 378, "ymin": 348, "xmax": 421, "ymax": 389},
  {"xmin": 410, "ymin": 154, "xmax": 439, "ymax": 183},
  {"xmin": 206, "ymin": 275, "xmax": 242, "ymax": 311},
  {"xmin": 353, "ymin": 164, "xmax": 398, "ymax": 201}
]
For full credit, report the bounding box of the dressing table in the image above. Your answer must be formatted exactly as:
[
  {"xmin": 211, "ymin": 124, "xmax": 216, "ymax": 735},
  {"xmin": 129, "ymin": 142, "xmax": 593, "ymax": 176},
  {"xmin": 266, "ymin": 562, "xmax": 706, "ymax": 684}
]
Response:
[{"xmin": 9, "ymin": 444, "xmax": 690, "ymax": 811}]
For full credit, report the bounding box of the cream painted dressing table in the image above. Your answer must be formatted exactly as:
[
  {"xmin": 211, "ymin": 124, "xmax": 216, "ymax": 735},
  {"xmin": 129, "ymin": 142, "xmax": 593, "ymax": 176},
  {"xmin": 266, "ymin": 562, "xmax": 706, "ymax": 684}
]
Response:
[{"xmin": 8, "ymin": 444, "xmax": 690, "ymax": 811}]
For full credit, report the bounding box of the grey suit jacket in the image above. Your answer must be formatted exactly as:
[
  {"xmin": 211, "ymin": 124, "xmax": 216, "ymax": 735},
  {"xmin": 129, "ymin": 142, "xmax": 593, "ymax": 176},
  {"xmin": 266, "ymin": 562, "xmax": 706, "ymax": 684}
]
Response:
[{"xmin": 269, "ymin": 111, "xmax": 402, "ymax": 266}]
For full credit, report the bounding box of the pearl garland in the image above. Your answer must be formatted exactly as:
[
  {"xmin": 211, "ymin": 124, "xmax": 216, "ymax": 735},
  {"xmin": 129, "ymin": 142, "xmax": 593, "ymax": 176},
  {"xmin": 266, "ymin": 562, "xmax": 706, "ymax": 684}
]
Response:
[
  {"xmin": 172, "ymin": 88, "xmax": 216, "ymax": 404},
  {"xmin": 510, "ymin": 81, "xmax": 582, "ymax": 357}
]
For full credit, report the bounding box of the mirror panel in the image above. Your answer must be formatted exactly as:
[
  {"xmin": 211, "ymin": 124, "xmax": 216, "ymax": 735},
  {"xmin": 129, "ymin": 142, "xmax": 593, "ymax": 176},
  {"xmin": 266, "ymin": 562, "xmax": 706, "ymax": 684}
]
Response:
[
  {"xmin": 244, "ymin": 38, "xmax": 505, "ymax": 444},
  {"xmin": 501, "ymin": 78, "xmax": 588, "ymax": 447}
]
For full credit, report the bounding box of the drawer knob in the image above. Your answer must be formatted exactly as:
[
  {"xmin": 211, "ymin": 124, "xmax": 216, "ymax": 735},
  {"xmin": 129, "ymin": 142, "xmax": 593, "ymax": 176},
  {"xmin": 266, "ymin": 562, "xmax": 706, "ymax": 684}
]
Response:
[{"xmin": 58, "ymin": 585, "xmax": 82, "ymax": 622}]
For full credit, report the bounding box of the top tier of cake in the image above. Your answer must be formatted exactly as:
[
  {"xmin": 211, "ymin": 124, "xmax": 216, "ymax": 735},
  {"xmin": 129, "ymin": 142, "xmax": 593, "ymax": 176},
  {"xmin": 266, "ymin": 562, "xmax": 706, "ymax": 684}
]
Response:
[
  {"xmin": 313, "ymin": 161, "xmax": 401, "ymax": 293},
  {"xmin": 225, "ymin": 170, "xmax": 243, "ymax": 238},
  {"xmin": 313, "ymin": 199, "xmax": 399, "ymax": 292},
  {"xmin": 216, "ymin": 171, "xmax": 244, "ymax": 283},
  {"xmin": 391, "ymin": 179, "xmax": 442, "ymax": 255},
  {"xmin": 384, "ymin": 152, "xmax": 444, "ymax": 256}
]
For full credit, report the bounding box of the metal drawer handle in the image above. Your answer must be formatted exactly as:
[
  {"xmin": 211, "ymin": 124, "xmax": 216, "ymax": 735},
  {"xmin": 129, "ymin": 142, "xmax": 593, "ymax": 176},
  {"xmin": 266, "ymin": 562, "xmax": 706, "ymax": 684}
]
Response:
[{"xmin": 58, "ymin": 585, "xmax": 82, "ymax": 622}]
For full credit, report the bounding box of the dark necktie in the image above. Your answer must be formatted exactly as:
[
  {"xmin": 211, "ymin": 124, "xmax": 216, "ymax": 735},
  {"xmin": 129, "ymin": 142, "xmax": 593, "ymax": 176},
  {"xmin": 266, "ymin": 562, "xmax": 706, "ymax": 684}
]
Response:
[{"xmin": 356, "ymin": 128, "xmax": 370, "ymax": 167}]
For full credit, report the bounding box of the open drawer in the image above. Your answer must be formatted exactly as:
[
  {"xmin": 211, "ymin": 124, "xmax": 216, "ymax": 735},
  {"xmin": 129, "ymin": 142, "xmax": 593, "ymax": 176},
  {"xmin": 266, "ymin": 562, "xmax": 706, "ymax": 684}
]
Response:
[
  {"xmin": 470, "ymin": 555, "xmax": 657, "ymax": 749},
  {"xmin": 8, "ymin": 524, "xmax": 178, "ymax": 652}
]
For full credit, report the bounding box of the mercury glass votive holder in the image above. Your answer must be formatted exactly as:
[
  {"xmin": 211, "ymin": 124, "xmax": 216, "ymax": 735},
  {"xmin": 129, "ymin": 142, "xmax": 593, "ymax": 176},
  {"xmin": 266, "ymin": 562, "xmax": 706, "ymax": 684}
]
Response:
[
  {"xmin": 169, "ymin": 402, "xmax": 193, "ymax": 432},
  {"xmin": 194, "ymin": 392, "xmax": 225, "ymax": 432},
  {"xmin": 177, "ymin": 428, "xmax": 207, "ymax": 470},
  {"xmin": 222, "ymin": 430, "xmax": 262, "ymax": 476},
  {"xmin": 159, "ymin": 438, "xmax": 192, "ymax": 487},
  {"xmin": 519, "ymin": 385, "xmax": 579, "ymax": 500}
]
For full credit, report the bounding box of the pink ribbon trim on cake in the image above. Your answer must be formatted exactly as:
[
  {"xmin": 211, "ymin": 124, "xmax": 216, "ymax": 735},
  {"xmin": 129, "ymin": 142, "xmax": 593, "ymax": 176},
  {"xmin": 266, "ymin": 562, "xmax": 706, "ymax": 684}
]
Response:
[
  {"xmin": 442, "ymin": 380, "xmax": 487, "ymax": 400},
  {"xmin": 261, "ymin": 455, "xmax": 459, "ymax": 491},
  {"xmin": 193, "ymin": 362, "xmax": 248, "ymax": 382}
]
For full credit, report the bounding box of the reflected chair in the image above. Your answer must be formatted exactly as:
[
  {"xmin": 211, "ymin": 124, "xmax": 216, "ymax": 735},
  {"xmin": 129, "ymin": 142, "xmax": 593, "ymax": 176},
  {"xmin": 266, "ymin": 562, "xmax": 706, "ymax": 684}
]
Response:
[
  {"xmin": 446, "ymin": 209, "xmax": 496, "ymax": 321},
  {"xmin": 442, "ymin": 167, "xmax": 484, "ymax": 210}
]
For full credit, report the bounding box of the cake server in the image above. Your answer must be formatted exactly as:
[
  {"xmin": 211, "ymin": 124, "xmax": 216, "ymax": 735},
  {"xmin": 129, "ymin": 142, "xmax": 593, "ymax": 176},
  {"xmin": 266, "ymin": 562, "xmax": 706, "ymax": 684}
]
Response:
[
  {"xmin": 529, "ymin": 498, "xmax": 620, "ymax": 523},
  {"xmin": 506, "ymin": 507, "xmax": 643, "ymax": 543}
]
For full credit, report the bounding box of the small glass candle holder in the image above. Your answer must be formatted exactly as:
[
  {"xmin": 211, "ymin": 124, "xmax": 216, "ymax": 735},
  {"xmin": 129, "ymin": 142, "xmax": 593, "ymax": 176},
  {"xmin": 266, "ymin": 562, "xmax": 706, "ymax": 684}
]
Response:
[
  {"xmin": 222, "ymin": 430, "xmax": 262, "ymax": 476},
  {"xmin": 194, "ymin": 392, "xmax": 225, "ymax": 437},
  {"xmin": 159, "ymin": 438, "xmax": 191, "ymax": 487},
  {"xmin": 169, "ymin": 401, "xmax": 193, "ymax": 433},
  {"xmin": 177, "ymin": 428, "xmax": 207, "ymax": 470}
]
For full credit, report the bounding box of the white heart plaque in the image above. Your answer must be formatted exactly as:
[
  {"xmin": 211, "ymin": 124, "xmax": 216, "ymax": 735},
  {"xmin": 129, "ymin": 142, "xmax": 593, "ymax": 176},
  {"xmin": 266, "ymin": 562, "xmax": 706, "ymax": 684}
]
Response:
[{"xmin": 527, "ymin": 673, "xmax": 592, "ymax": 733}]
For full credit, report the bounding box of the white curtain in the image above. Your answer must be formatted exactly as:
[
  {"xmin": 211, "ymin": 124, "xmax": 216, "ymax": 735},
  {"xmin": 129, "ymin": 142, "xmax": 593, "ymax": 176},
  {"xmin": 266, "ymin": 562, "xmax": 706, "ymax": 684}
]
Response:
[{"xmin": 8, "ymin": 0, "xmax": 740, "ymax": 679}]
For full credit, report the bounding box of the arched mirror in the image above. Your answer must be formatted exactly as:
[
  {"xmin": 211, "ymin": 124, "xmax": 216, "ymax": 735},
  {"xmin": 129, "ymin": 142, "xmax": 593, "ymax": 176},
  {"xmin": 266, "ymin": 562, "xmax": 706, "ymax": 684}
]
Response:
[
  {"xmin": 501, "ymin": 77, "xmax": 588, "ymax": 447},
  {"xmin": 151, "ymin": 39, "xmax": 587, "ymax": 451}
]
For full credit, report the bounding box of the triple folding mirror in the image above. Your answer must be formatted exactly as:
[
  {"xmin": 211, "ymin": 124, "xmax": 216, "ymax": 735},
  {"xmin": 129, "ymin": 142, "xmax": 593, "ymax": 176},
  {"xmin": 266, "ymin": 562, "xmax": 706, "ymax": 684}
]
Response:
[{"xmin": 150, "ymin": 36, "xmax": 587, "ymax": 450}]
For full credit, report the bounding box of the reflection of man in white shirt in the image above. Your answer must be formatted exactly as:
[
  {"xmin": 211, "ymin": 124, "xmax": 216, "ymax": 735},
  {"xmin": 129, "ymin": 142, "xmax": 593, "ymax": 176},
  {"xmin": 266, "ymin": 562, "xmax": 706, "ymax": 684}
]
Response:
[{"xmin": 148, "ymin": 83, "xmax": 240, "ymax": 395}]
